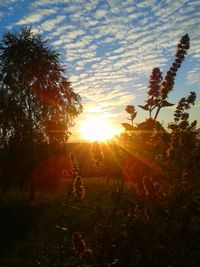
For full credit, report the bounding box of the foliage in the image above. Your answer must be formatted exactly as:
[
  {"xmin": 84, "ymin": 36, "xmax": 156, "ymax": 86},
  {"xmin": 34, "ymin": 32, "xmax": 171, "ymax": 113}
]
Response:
[
  {"xmin": 0, "ymin": 27, "xmax": 82, "ymax": 146},
  {"xmin": 69, "ymin": 153, "xmax": 79, "ymax": 179},
  {"xmin": 90, "ymin": 141, "xmax": 104, "ymax": 173},
  {"xmin": 62, "ymin": 33, "xmax": 199, "ymax": 267},
  {"xmin": 125, "ymin": 105, "xmax": 137, "ymax": 125},
  {"xmin": 72, "ymin": 232, "xmax": 93, "ymax": 264},
  {"xmin": 0, "ymin": 27, "xmax": 82, "ymax": 190},
  {"xmin": 67, "ymin": 153, "xmax": 85, "ymax": 201},
  {"xmin": 0, "ymin": 32, "xmax": 199, "ymax": 267},
  {"xmin": 72, "ymin": 175, "xmax": 85, "ymax": 200},
  {"xmin": 139, "ymin": 34, "xmax": 190, "ymax": 120},
  {"xmin": 166, "ymin": 92, "xmax": 199, "ymax": 179},
  {"xmin": 114, "ymin": 34, "xmax": 199, "ymax": 267}
]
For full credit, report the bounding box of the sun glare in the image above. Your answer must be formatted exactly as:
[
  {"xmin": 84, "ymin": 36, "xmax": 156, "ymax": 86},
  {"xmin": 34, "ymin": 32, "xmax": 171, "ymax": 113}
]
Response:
[{"xmin": 80, "ymin": 117, "xmax": 117, "ymax": 142}]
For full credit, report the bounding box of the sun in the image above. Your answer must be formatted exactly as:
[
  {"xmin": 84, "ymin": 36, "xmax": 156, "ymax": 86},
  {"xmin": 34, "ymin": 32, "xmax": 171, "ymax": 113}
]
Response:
[{"xmin": 80, "ymin": 117, "xmax": 117, "ymax": 142}]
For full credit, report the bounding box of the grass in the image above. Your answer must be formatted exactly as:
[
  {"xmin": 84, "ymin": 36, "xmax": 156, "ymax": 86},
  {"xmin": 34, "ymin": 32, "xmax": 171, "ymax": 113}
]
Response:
[{"xmin": 0, "ymin": 176, "xmax": 127, "ymax": 267}]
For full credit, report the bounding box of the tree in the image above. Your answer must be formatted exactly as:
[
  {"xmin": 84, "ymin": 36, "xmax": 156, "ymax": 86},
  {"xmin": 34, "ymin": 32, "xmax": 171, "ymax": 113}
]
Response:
[
  {"xmin": 0, "ymin": 27, "xmax": 82, "ymax": 190},
  {"xmin": 0, "ymin": 27, "xmax": 82, "ymax": 147}
]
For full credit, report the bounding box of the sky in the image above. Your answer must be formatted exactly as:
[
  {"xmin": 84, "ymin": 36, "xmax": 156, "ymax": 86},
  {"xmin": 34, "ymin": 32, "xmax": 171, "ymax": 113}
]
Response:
[{"xmin": 0, "ymin": 0, "xmax": 200, "ymax": 141}]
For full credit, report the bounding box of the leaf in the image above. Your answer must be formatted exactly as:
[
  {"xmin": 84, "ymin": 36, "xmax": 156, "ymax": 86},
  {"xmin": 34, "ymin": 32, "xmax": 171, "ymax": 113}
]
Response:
[
  {"xmin": 131, "ymin": 112, "xmax": 137, "ymax": 120},
  {"xmin": 191, "ymin": 120, "xmax": 197, "ymax": 128},
  {"xmin": 138, "ymin": 104, "xmax": 150, "ymax": 111},
  {"xmin": 161, "ymin": 100, "xmax": 175, "ymax": 107},
  {"xmin": 121, "ymin": 123, "xmax": 134, "ymax": 131}
]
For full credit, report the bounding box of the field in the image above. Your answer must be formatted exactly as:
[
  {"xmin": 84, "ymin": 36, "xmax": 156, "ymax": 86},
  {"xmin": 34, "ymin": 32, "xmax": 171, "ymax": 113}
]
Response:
[
  {"xmin": 1, "ymin": 168, "xmax": 199, "ymax": 267},
  {"xmin": 0, "ymin": 177, "xmax": 129, "ymax": 267},
  {"xmin": 0, "ymin": 28, "xmax": 199, "ymax": 267}
]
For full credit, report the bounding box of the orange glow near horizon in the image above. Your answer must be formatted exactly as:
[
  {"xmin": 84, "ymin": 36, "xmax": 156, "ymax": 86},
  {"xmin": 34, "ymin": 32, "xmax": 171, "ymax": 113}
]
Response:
[{"xmin": 80, "ymin": 117, "xmax": 121, "ymax": 142}]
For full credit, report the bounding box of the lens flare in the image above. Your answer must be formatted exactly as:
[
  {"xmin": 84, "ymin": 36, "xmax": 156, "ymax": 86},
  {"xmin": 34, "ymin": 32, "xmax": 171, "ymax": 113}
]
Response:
[{"xmin": 80, "ymin": 117, "xmax": 117, "ymax": 141}]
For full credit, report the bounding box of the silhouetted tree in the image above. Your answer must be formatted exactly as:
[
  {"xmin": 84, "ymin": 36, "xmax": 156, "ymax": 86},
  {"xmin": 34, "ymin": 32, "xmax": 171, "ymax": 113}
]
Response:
[
  {"xmin": 0, "ymin": 27, "xmax": 82, "ymax": 189},
  {"xmin": 0, "ymin": 27, "xmax": 82, "ymax": 146}
]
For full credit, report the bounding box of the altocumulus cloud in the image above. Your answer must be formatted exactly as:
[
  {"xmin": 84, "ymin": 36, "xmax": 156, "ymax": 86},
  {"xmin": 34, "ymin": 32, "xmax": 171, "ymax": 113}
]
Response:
[{"xmin": 0, "ymin": 0, "xmax": 200, "ymax": 130}]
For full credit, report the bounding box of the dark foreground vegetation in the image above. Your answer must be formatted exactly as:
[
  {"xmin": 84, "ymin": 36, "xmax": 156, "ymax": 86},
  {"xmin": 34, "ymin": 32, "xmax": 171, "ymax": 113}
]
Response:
[{"xmin": 0, "ymin": 28, "xmax": 199, "ymax": 266}]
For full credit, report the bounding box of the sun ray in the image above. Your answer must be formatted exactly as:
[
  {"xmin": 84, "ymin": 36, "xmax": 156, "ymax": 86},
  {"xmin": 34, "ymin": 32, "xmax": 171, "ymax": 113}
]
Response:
[{"xmin": 80, "ymin": 117, "xmax": 118, "ymax": 142}]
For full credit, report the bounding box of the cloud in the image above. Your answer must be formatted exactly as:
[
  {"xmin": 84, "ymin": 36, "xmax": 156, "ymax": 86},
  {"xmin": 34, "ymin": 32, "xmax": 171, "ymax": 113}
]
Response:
[
  {"xmin": 67, "ymin": 29, "xmax": 86, "ymax": 40},
  {"xmin": 94, "ymin": 9, "xmax": 108, "ymax": 19},
  {"xmin": 186, "ymin": 66, "xmax": 200, "ymax": 85},
  {"xmin": 16, "ymin": 8, "xmax": 57, "ymax": 25},
  {"xmin": 0, "ymin": 12, "xmax": 4, "ymax": 19},
  {"xmin": 41, "ymin": 15, "xmax": 65, "ymax": 31},
  {"xmin": 1, "ymin": 0, "xmax": 200, "ymax": 137},
  {"xmin": 30, "ymin": 0, "xmax": 53, "ymax": 7}
]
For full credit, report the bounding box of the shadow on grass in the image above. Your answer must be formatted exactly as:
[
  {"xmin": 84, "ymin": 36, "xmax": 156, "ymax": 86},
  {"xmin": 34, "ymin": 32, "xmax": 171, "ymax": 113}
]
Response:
[{"xmin": 0, "ymin": 201, "xmax": 49, "ymax": 256}]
